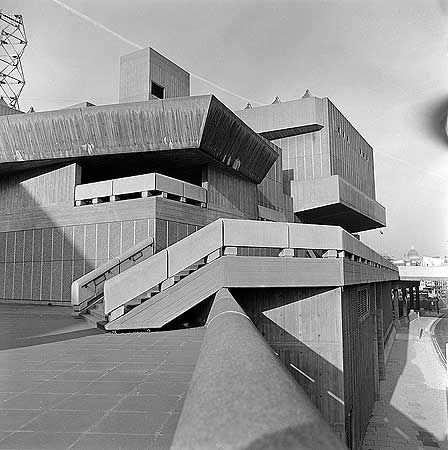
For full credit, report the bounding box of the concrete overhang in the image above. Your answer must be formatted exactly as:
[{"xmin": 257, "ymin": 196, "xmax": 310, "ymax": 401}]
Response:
[
  {"xmin": 235, "ymin": 97, "xmax": 325, "ymax": 138},
  {"xmin": 291, "ymin": 175, "xmax": 386, "ymax": 233},
  {"xmin": 399, "ymin": 266, "xmax": 448, "ymax": 281},
  {"xmin": 0, "ymin": 95, "xmax": 278, "ymax": 183}
]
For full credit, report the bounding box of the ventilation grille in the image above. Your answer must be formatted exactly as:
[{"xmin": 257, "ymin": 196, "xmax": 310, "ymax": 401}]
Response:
[{"xmin": 357, "ymin": 288, "xmax": 370, "ymax": 321}]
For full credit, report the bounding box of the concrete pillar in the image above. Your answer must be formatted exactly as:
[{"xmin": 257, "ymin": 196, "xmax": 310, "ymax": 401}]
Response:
[
  {"xmin": 393, "ymin": 289, "xmax": 400, "ymax": 326},
  {"xmin": 372, "ymin": 285, "xmax": 380, "ymax": 399},
  {"xmin": 376, "ymin": 304, "xmax": 386, "ymax": 381},
  {"xmin": 401, "ymin": 288, "xmax": 408, "ymax": 318}
]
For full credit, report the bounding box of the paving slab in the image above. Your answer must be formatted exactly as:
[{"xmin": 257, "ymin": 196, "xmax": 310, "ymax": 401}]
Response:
[
  {"xmin": 0, "ymin": 304, "xmax": 204, "ymax": 449},
  {"xmin": 361, "ymin": 317, "xmax": 448, "ymax": 450}
]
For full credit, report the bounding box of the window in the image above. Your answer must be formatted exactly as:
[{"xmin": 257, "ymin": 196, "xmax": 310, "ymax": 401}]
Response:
[
  {"xmin": 357, "ymin": 288, "xmax": 370, "ymax": 321},
  {"xmin": 151, "ymin": 81, "xmax": 165, "ymax": 99}
]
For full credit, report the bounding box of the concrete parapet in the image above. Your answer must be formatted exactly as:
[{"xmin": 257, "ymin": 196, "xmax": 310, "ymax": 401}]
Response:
[{"xmin": 171, "ymin": 288, "xmax": 347, "ymax": 450}]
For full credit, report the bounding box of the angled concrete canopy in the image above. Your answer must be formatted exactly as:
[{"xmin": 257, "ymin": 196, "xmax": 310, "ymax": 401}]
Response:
[{"xmin": 0, "ymin": 95, "xmax": 278, "ymax": 183}]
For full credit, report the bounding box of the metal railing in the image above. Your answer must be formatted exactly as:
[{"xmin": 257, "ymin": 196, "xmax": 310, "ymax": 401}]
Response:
[
  {"xmin": 71, "ymin": 236, "xmax": 154, "ymax": 313},
  {"xmin": 171, "ymin": 288, "xmax": 347, "ymax": 450},
  {"xmin": 103, "ymin": 219, "xmax": 398, "ymax": 322}
]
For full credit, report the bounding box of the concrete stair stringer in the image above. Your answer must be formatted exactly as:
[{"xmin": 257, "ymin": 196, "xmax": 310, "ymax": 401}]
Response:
[{"xmin": 105, "ymin": 255, "xmax": 346, "ymax": 331}]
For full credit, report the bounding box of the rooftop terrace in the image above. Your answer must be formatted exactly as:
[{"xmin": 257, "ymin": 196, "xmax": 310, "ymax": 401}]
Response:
[{"xmin": 0, "ymin": 305, "xmax": 203, "ymax": 450}]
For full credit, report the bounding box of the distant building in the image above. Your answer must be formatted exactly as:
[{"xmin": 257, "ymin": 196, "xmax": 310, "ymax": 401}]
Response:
[{"xmin": 393, "ymin": 246, "xmax": 421, "ymax": 266}]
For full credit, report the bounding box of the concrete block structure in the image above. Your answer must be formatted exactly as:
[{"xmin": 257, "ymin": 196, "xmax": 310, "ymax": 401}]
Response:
[
  {"xmin": 119, "ymin": 47, "xmax": 190, "ymax": 103},
  {"xmin": 0, "ymin": 50, "xmax": 402, "ymax": 449},
  {"xmin": 236, "ymin": 94, "xmax": 386, "ymax": 232}
]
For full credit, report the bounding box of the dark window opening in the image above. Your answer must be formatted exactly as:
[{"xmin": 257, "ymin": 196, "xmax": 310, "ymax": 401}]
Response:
[
  {"xmin": 78, "ymin": 153, "xmax": 203, "ymax": 187},
  {"xmin": 151, "ymin": 81, "xmax": 165, "ymax": 99}
]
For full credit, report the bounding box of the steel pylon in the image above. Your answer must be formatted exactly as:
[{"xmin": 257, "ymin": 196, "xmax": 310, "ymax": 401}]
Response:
[{"xmin": 0, "ymin": 11, "xmax": 27, "ymax": 109}]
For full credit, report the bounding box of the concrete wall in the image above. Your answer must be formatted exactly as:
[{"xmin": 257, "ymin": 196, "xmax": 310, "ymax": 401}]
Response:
[
  {"xmin": 0, "ymin": 218, "xmax": 155, "ymax": 305},
  {"xmin": 233, "ymin": 286, "xmax": 346, "ymax": 441},
  {"xmin": 342, "ymin": 283, "xmax": 377, "ymax": 449},
  {"xmin": 327, "ymin": 99, "xmax": 375, "ymax": 199},
  {"xmin": 119, "ymin": 47, "xmax": 190, "ymax": 103}
]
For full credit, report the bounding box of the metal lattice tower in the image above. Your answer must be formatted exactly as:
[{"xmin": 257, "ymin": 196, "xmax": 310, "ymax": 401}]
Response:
[{"xmin": 0, "ymin": 11, "xmax": 27, "ymax": 109}]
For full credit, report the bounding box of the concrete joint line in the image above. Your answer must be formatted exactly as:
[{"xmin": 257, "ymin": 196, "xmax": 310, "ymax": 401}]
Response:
[{"xmin": 207, "ymin": 310, "xmax": 251, "ymax": 327}]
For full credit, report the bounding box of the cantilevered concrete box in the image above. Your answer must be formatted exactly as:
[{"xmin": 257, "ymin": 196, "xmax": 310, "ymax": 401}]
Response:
[{"xmin": 236, "ymin": 95, "xmax": 386, "ymax": 233}]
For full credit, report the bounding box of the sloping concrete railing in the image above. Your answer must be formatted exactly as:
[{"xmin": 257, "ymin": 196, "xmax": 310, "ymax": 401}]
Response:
[
  {"xmin": 103, "ymin": 219, "xmax": 397, "ymax": 321},
  {"xmin": 74, "ymin": 172, "xmax": 206, "ymax": 205},
  {"xmin": 171, "ymin": 288, "xmax": 347, "ymax": 450},
  {"xmin": 71, "ymin": 236, "xmax": 154, "ymax": 313}
]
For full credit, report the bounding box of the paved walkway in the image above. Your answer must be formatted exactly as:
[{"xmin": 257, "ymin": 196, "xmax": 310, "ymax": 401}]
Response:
[
  {"xmin": 361, "ymin": 317, "xmax": 448, "ymax": 450},
  {"xmin": 0, "ymin": 305, "xmax": 204, "ymax": 450}
]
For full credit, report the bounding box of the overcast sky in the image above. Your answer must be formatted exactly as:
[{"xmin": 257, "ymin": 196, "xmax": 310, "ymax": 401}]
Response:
[{"xmin": 3, "ymin": 0, "xmax": 448, "ymax": 258}]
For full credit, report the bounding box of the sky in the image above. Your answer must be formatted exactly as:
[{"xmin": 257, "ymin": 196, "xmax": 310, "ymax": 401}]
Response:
[{"xmin": 2, "ymin": 0, "xmax": 448, "ymax": 258}]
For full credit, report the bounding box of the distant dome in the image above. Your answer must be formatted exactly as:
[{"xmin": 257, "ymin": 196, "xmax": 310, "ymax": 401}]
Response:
[{"xmin": 407, "ymin": 246, "xmax": 420, "ymax": 260}]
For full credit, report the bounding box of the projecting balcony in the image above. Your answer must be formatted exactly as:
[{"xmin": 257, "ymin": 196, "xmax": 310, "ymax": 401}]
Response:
[
  {"xmin": 74, "ymin": 172, "xmax": 207, "ymax": 207},
  {"xmin": 291, "ymin": 175, "xmax": 386, "ymax": 233}
]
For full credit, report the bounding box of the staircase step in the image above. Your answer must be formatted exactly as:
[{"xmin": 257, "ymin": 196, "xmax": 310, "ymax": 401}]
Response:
[
  {"xmin": 124, "ymin": 304, "xmax": 138, "ymax": 314},
  {"xmin": 81, "ymin": 312, "xmax": 106, "ymax": 329},
  {"xmin": 146, "ymin": 286, "xmax": 161, "ymax": 296}
]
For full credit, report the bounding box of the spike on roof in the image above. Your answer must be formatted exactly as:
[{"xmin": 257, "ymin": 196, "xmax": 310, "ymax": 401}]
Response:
[
  {"xmin": 272, "ymin": 96, "xmax": 281, "ymax": 104},
  {"xmin": 302, "ymin": 89, "xmax": 313, "ymax": 98},
  {"xmin": 244, "ymin": 102, "xmax": 253, "ymax": 109}
]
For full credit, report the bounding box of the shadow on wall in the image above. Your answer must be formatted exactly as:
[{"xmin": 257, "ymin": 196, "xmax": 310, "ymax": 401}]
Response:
[
  {"xmin": 0, "ymin": 163, "xmax": 155, "ymax": 306},
  {"xmin": 231, "ymin": 287, "xmax": 446, "ymax": 450}
]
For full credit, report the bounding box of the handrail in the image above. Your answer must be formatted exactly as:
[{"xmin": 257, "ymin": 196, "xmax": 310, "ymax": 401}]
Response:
[
  {"xmin": 103, "ymin": 219, "xmax": 397, "ymax": 320},
  {"xmin": 75, "ymin": 172, "xmax": 206, "ymax": 204},
  {"xmin": 171, "ymin": 288, "xmax": 347, "ymax": 450},
  {"xmin": 71, "ymin": 236, "xmax": 154, "ymax": 312}
]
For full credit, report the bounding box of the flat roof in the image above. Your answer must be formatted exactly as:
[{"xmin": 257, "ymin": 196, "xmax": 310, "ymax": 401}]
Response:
[{"xmin": 0, "ymin": 95, "xmax": 278, "ymax": 183}]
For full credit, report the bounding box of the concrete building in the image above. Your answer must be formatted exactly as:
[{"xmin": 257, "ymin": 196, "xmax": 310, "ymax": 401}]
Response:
[
  {"xmin": 0, "ymin": 48, "xmax": 402, "ymax": 449},
  {"xmin": 236, "ymin": 91, "xmax": 386, "ymax": 233}
]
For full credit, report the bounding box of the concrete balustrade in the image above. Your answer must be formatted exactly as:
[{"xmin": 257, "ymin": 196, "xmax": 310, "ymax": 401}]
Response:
[
  {"xmin": 288, "ymin": 223, "xmax": 342, "ymax": 250},
  {"xmin": 71, "ymin": 259, "xmax": 120, "ymax": 310},
  {"xmin": 154, "ymin": 173, "xmax": 184, "ymax": 197},
  {"xmin": 171, "ymin": 288, "xmax": 347, "ymax": 450},
  {"xmin": 75, "ymin": 180, "xmax": 113, "ymax": 203},
  {"xmin": 74, "ymin": 173, "xmax": 207, "ymax": 206},
  {"xmin": 104, "ymin": 249, "xmax": 168, "ymax": 315},
  {"xmin": 223, "ymin": 219, "xmax": 289, "ymax": 248},
  {"xmin": 112, "ymin": 173, "xmax": 156, "ymax": 196},
  {"xmin": 183, "ymin": 182, "xmax": 206, "ymax": 203},
  {"xmin": 71, "ymin": 237, "xmax": 154, "ymax": 312},
  {"xmin": 101, "ymin": 219, "xmax": 396, "ymax": 322},
  {"xmin": 167, "ymin": 219, "xmax": 223, "ymax": 277}
]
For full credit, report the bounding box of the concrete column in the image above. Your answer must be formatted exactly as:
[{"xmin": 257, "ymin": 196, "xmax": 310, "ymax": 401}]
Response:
[
  {"xmin": 376, "ymin": 306, "xmax": 386, "ymax": 381},
  {"xmin": 393, "ymin": 289, "xmax": 400, "ymax": 326},
  {"xmin": 372, "ymin": 285, "xmax": 380, "ymax": 399},
  {"xmin": 401, "ymin": 288, "xmax": 408, "ymax": 318}
]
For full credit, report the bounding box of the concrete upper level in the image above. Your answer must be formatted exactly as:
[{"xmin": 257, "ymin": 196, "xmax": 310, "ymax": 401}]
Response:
[
  {"xmin": 0, "ymin": 95, "xmax": 278, "ymax": 184},
  {"xmin": 236, "ymin": 95, "xmax": 386, "ymax": 232}
]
